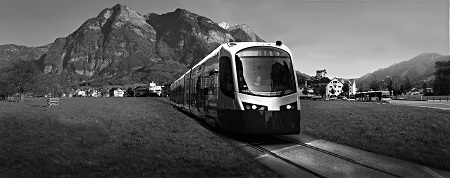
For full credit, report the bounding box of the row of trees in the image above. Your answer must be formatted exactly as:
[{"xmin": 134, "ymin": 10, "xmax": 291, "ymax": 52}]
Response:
[
  {"xmin": 361, "ymin": 76, "xmax": 413, "ymax": 96},
  {"xmin": 361, "ymin": 60, "xmax": 450, "ymax": 96},
  {"xmin": 0, "ymin": 59, "xmax": 172, "ymax": 101},
  {"xmin": 299, "ymin": 59, "xmax": 450, "ymax": 97},
  {"xmin": 0, "ymin": 59, "xmax": 69, "ymax": 101},
  {"xmin": 433, "ymin": 60, "xmax": 450, "ymax": 95}
]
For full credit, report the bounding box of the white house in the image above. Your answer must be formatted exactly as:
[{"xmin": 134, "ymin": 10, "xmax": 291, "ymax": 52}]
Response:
[
  {"xmin": 149, "ymin": 81, "xmax": 163, "ymax": 97},
  {"xmin": 326, "ymin": 78, "xmax": 356, "ymax": 97},
  {"xmin": 109, "ymin": 88, "xmax": 124, "ymax": 97}
]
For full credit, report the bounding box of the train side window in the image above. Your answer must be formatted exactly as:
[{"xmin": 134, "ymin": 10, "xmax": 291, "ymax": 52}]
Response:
[{"xmin": 219, "ymin": 56, "xmax": 235, "ymax": 99}]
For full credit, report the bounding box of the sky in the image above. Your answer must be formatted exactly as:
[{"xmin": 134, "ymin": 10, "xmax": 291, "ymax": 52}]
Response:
[{"xmin": 0, "ymin": 0, "xmax": 448, "ymax": 78}]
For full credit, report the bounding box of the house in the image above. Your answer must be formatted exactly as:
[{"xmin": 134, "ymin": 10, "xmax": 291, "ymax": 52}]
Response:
[
  {"xmin": 316, "ymin": 69, "xmax": 327, "ymax": 79},
  {"xmin": 299, "ymin": 87, "xmax": 314, "ymax": 98},
  {"xmin": 77, "ymin": 89, "xmax": 87, "ymax": 97},
  {"xmin": 149, "ymin": 82, "xmax": 163, "ymax": 97},
  {"xmin": 326, "ymin": 77, "xmax": 356, "ymax": 97},
  {"xmin": 134, "ymin": 86, "xmax": 149, "ymax": 97},
  {"xmin": 109, "ymin": 88, "xmax": 124, "ymax": 97}
]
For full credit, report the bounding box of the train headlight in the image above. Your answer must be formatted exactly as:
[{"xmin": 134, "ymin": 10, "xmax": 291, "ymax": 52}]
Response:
[
  {"xmin": 280, "ymin": 101, "xmax": 297, "ymax": 110},
  {"xmin": 242, "ymin": 102, "xmax": 267, "ymax": 111}
]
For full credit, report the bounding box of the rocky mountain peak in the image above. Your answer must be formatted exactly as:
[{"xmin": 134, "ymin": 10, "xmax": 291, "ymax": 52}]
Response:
[
  {"xmin": 218, "ymin": 22, "xmax": 234, "ymax": 30},
  {"xmin": 1, "ymin": 4, "xmax": 265, "ymax": 85},
  {"xmin": 228, "ymin": 23, "xmax": 264, "ymax": 42},
  {"xmin": 97, "ymin": 4, "xmax": 148, "ymax": 28}
]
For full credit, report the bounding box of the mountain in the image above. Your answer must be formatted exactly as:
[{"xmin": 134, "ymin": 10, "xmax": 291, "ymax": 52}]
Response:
[
  {"xmin": 1, "ymin": 4, "xmax": 264, "ymax": 85},
  {"xmin": 356, "ymin": 52, "xmax": 450, "ymax": 88},
  {"xmin": 0, "ymin": 44, "xmax": 51, "ymax": 69},
  {"xmin": 218, "ymin": 22, "xmax": 265, "ymax": 42},
  {"xmin": 145, "ymin": 8, "xmax": 233, "ymax": 67}
]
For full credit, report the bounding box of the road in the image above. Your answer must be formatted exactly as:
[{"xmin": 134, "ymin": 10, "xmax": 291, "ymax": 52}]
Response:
[{"xmin": 391, "ymin": 100, "xmax": 450, "ymax": 111}]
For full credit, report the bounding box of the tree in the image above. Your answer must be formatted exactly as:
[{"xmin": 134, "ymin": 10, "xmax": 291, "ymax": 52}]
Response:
[
  {"xmin": 0, "ymin": 74, "xmax": 16, "ymax": 100},
  {"xmin": 403, "ymin": 76, "xmax": 412, "ymax": 92},
  {"xmin": 369, "ymin": 79, "xmax": 380, "ymax": 91},
  {"xmin": 358, "ymin": 83, "xmax": 367, "ymax": 92},
  {"xmin": 319, "ymin": 86, "xmax": 326, "ymax": 96},
  {"xmin": 126, "ymin": 87, "xmax": 135, "ymax": 97},
  {"xmin": 330, "ymin": 88, "xmax": 335, "ymax": 95},
  {"xmin": 387, "ymin": 80, "xmax": 393, "ymax": 96},
  {"xmin": 2, "ymin": 59, "xmax": 41, "ymax": 101},
  {"xmin": 433, "ymin": 60, "xmax": 450, "ymax": 95},
  {"xmin": 342, "ymin": 83, "xmax": 350, "ymax": 97},
  {"xmin": 399, "ymin": 84, "xmax": 405, "ymax": 95},
  {"xmin": 302, "ymin": 87, "xmax": 308, "ymax": 96}
]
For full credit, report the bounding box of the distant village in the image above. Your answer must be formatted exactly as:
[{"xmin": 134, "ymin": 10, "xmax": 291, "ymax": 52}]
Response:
[
  {"xmin": 64, "ymin": 82, "xmax": 169, "ymax": 98},
  {"xmin": 298, "ymin": 69, "xmax": 433, "ymax": 101},
  {"xmin": 298, "ymin": 69, "xmax": 356, "ymax": 99}
]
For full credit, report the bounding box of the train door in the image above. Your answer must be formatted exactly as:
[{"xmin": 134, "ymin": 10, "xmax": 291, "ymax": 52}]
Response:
[
  {"xmin": 203, "ymin": 54, "xmax": 219, "ymax": 118},
  {"xmin": 217, "ymin": 54, "xmax": 237, "ymax": 128},
  {"xmin": 204, "ymin": 68, "xmax": 218, "ymax": 117},
  {"xmin": 190, "ymin": 65, "xmax": 202, "ymax": 116},
  {"xmin": 192, "ymin": 64, "xmax": 207, "ymax": 116},
  {"xmin": 218, "ymin": 55, "xmax": 235, "ymax": 108},
  {"xmin": 184, "ymin": 71, "xmax": 191, "ymax": 110}
]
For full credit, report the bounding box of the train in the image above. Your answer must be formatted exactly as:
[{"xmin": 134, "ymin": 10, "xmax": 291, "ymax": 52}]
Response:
[{"xmin": 170, "ymin": 41, "xmax": 300, "ymax": 135}]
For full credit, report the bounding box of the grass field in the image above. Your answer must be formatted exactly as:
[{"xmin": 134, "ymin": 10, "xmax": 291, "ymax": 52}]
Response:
[
  {"xmin": 300, "ymin": 99, "xmax": 450, "ymax": 171},
  {"xmin": 0, "ymin": 97, "xmax": 279, "ymax": 177}
]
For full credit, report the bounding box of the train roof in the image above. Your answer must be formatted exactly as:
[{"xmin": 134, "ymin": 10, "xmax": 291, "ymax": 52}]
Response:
[
  {"xmin": 174, "ymin": 41, "xmax": 292, "ymax": 85},
  {"xmin": 221, "ymin": 41, "xmax": 291, "ymax": 54},
  {"xmin": 190, "ymin": 41, "xmax": 291, "ymax": 71}
]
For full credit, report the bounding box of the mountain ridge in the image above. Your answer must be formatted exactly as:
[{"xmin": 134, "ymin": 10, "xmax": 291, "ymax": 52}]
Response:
[
  {"xmin": 356, "ymin": 52, "xmax": 449, "ymax": 89},
  {"xmin": 0, "ymin": 4, "xmax": 264, "ymax": 85}
]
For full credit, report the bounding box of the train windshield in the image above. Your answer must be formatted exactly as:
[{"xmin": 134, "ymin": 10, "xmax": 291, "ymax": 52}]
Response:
[{"xmin": 236, "ymin": 47, "xmax": 296, "ymax": 97}]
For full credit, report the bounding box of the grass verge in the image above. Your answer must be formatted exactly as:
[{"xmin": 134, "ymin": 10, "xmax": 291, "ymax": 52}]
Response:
[
  {"xmin": 0, "ymin": 97, "xmax": 279, "ymax": 177},
  {"xmin": 300, "ymin": 100, "xmax": 450, "ymax": 171}
]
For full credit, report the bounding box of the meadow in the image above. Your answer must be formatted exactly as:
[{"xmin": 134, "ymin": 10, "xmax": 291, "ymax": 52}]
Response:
[
  {"xmin": 1, "ymin": 97, "xmax": 449, "ymax": 176},
  {"xmin": 0, "ymin": 97, "xmax": 279, "ymax": 177},
  {"xmin": 300, "ymin": 99, "xmax": 450, "ymax": 171}
]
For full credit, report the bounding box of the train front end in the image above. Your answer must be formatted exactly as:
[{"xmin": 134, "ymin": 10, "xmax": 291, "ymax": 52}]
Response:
[{"xmin": 219, "ymin": 43, "xmax": 300, "ymax": 135}]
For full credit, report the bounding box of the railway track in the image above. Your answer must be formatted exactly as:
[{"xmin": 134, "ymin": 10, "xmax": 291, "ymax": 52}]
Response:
[
  {"xmin": 238, "ymin": 135, "xmax": 404, "ymax": 178},
  {"xmin": 245, "ymin": 139, "xmax": 326, "ymax": 178},
  {"xmin": 163, "ymin": 98, "xmax": 448, "ymax": 178}
]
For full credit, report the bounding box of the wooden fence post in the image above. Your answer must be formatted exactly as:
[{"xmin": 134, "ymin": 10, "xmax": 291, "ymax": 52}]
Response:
[{"xmin": 47, "ymin": 98, "xmax": 59, "ymax": 107}]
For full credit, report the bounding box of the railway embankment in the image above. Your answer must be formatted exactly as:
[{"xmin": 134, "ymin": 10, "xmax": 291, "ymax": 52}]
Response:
[{"xmin": 300, "ymin": 99, "xmax": 450, "ymax": 171}]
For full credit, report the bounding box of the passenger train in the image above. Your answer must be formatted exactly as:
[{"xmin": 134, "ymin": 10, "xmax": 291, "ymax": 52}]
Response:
[{"xmin": 170, "ymin": 41, "xmax": 300, "ymax": 135}]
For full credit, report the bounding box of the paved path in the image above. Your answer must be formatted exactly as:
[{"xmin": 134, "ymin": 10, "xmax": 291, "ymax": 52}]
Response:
[{"xmin": 391, "ymin": 100, "xmax": 450, "ymax": 111}]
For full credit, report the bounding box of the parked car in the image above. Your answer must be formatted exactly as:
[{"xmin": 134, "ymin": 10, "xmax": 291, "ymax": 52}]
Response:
[
  {"xmin": 381, "ymin": 95, "xmax": 392, "ymax": 103},
  {"xmin": 312, "ymin": 95, "xmax": 322, "ymax": 101}
]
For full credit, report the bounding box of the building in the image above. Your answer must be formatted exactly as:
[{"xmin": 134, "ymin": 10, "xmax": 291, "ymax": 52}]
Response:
[
  {"xmin": 298, "ymin": 81, "xmax": 314, "ymax": 98},
  {"xmin": 149, "ymin": 82, "xmax": 163, "ymax": 97},
  {"xmin": 134, "ymin": 86, "xmax": 149, "ymax": 97},
  {"xmin": 316, "ymin": 69, "xmax": 327, "ymax": 79},
  {"xmin": 326, "ymin": 77, "xmax": 356, "ymax": 97},
  {"xmin": 109, "ymin": 88, "xmax": 124, "ymax": 97}
]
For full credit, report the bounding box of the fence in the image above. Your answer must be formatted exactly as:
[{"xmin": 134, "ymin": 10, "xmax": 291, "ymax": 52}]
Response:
[
  {"xmin": 7, "ymin": 96, "xmax": 20, "ymax": 102},
  {"xmin": 399, "ymin": 95, "xmax": 449, "ymax": 102},
  {"xmin": 425, "ymin": 96, "xmax": 449, "ymax": 102},
  {"xmin": 47, "ymin": 98, "xmax": 59, "ymax": 107}
]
